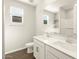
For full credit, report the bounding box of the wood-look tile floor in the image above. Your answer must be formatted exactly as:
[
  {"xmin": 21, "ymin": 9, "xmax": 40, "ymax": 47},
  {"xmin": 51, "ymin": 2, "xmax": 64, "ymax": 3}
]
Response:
[{"xmin": 5, "ymin": 49, "xmax": 35, "ymax": 59}]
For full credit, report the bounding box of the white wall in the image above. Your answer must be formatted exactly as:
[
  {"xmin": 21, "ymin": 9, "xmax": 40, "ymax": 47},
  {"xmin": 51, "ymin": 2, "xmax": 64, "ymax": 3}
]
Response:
[
  {"xmin": 4, "ymin": 0, "xmax": 36, "ymax": 53},
  {"xmin": 73, "ymin": 5, "xmax": 77, "ymax": 34},
  {"xmin": 60, "ymin": 8, "xmax": 74, "ymax": 36},
  {"xmin": 36, "ymin": 0, "xmax": 45, "ymax": 34}
]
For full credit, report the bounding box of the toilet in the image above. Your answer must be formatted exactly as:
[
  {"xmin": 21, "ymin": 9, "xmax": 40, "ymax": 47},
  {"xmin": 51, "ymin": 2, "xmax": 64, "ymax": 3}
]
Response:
[{"xmin": 25, "ymin": 42, "xmax": 34, "ymax": 53}]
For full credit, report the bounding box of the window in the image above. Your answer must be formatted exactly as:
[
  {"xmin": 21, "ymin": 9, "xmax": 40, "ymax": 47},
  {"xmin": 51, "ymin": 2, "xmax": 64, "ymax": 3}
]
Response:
[
  {"xmin": 10, "ymin": 6, "xmax": 24, "ymax": 25},
  {"xmin": 43, "ymin": 15, "xmax": 49, "ymax": 24}
]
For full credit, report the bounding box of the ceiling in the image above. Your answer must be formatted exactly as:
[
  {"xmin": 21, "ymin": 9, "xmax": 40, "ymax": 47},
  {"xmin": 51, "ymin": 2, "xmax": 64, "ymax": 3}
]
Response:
[
  {"xmin": 45, "ymin": 0, "xmax": 76, "ymax": 12},
  {"xmin": 17, "ymin": 0, "xmax": 76, "ymax": 7},
  {"xmin": 17, "ymin": 0, "xmax": 39, "ymax": 6},
  {"xmin": 17, "ymin": 0, "xmax": 76, "ymax": 12}
]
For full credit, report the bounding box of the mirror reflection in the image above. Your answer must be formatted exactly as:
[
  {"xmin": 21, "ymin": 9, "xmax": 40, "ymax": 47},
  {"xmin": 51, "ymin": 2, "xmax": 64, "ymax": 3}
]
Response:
[{"xmin": 43, "ymin": 0, "xmax": 76, "ymax": 37}]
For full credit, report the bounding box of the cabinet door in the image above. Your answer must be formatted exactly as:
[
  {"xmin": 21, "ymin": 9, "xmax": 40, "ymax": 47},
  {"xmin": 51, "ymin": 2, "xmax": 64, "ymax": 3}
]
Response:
[
  {"xmin": 33, "ymin": 39, "xmax": 45, "ymax": 59},
  {"xmin": 59, "ymin": 53, "xmax": 75, "ymax": 59},
  {"xmin": 46, "ymin": 45, "xmax": 59, "ymax": 59},
  {"xmin": 46, "ymin": 45, "xmax": 75, "ymax": 59},
  {"xmin": 34, "ymin": 42, "xmax": 40, "ymax": 59},
  {"xmin": 46, "ymin": 50, "xmax": 59, "ymax": 59}
]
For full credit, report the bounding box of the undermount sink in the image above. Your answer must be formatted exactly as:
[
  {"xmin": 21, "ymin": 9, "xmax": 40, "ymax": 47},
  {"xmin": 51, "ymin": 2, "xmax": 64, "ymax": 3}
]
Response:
[{"xmin": 52, "ymin": 41, "xmax": 77, "ymax": 52}]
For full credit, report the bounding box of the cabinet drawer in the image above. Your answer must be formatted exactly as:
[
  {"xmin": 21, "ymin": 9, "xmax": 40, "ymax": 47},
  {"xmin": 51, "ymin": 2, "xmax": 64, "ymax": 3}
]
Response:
[{"xmin": 46, "ymin": 45, "xmax": 75, "ymax": 59}]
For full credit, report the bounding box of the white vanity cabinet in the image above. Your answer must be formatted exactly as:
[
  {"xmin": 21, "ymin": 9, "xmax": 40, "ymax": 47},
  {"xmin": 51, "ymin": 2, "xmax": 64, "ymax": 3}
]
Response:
[
  {"xmin": 33, "ymin": 38, "xmax": 76, "ymax": 59},
  {"xmin": 46, "ymin": 45, "xmax": 75, "ymax": 59},
  {"xmin": 33, "ymin": 39, "xmax": 45, "ymax": 59}
]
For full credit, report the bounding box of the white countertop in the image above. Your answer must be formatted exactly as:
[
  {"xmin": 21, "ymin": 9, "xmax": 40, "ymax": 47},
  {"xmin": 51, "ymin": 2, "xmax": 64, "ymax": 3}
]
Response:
[{"xmin": 33, "ymin": 35, "xmax": 77, "ymax": 59}]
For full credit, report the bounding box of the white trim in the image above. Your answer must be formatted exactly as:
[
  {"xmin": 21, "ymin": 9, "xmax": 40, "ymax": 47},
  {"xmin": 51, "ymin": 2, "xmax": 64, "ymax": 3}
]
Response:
[{"xmin": 5, "ymin": 47, "xmax": 26, "ymax": 54}]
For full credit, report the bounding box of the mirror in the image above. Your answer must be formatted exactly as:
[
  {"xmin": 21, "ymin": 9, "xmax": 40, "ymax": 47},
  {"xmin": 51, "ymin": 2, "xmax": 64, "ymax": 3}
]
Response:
[{"xmin": 43, "ymin": 0, "xmax": 76, "ymax": 36}]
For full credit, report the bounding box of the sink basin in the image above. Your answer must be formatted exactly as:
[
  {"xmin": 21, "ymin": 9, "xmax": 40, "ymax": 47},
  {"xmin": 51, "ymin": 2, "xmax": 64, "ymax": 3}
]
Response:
[{"xmin": 52, "ymin": 41, "xmax": 77, "ymax": 52}]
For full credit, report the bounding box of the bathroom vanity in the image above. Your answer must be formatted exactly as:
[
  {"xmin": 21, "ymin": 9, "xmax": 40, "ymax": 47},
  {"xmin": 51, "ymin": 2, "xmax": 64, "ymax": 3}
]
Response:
[
  {"xmin": 33, "ymin": 35, "xmax": 76, "ymax": 59},
  {"xmin": 34, "ymin": 0, "xmax": 76, "ymax": 59}
]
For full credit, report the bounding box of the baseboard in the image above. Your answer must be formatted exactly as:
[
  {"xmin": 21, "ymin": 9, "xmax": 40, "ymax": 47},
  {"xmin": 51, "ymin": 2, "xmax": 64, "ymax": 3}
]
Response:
[{"xmin": 5, "ymin": 47, "xmax": 26, "ymax": 54}]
